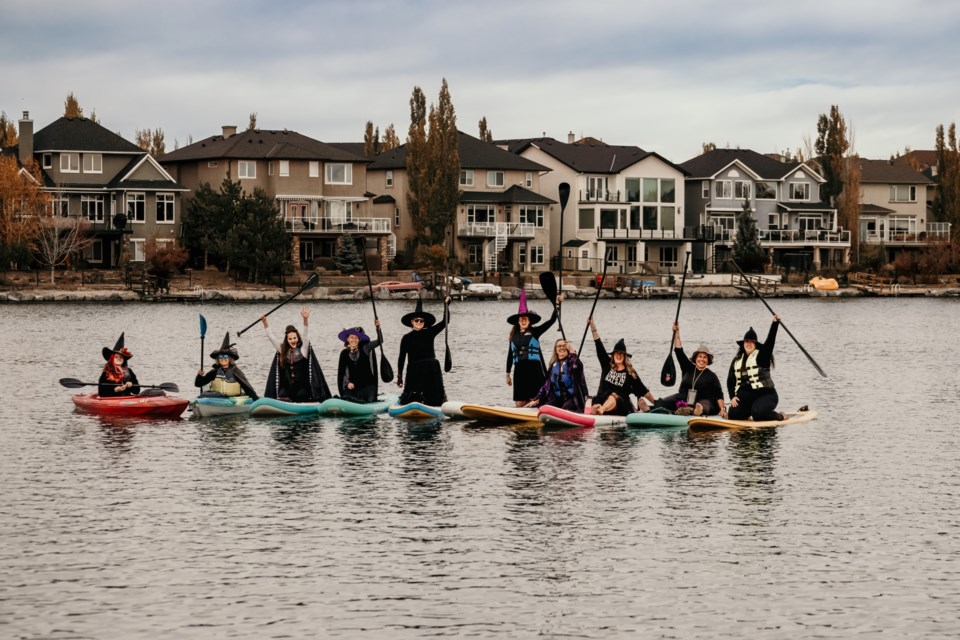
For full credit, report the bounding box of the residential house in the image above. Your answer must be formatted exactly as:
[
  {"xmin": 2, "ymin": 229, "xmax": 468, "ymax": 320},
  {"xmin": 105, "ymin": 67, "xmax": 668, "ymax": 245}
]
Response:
[
  {"xmin": 680, "ymin": 148, "xmax": 849, "ymax": 272},
  {"xmin": 499, "ymin": 135, "xmax": 690, "ymax": 275},
  {"xmin": 364, "ymin": 132, "xmax": 554, "ymax": 273},
  {"xmin": 857, "ymin": 158, "xmax": 947, "ymax": 262},
  {"xmin": 159, "ymin": 127, "xmax": 386, "ymax": 269},
  {"xmin": 12, "ymin": 112, "xmax": 187, "ymax": 267}
]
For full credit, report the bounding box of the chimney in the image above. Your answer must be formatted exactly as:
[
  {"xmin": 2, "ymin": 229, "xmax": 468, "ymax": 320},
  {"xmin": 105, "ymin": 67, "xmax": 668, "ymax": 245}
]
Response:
[
  {"xmin": 222, "ymin": 125, "xmax": 237, "ymax": 139},
  {"xmin": 568, "ymin": 131, "xmax": 575, "ymax": 144},
  {"xmin": 18, "ymin": 111, "xmax": 33, "ymax": 166}
]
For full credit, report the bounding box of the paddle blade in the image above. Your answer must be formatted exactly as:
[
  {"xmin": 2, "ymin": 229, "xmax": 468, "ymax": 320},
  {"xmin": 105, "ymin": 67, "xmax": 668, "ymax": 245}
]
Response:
[
  {"xmin": 380, "ymin": 352, "xmax": 395, "ymax": 383},
  {"xmin": 301, "ymin": 272, "xmax": 320, "ymax": 291},
  {"xmin": 444, "ymin": 347, "xmax": 452, "ymax": 373},
  {"xmin": 559, "ymin": 182, "xmax": 570, "ymax": 211},
  {"xmin": 59, "ymin": 377, "xmax": 87, "ymax": 389},
  {"xmin": 158, "ymin": 382, "xmax": 180, "ymax": 393},
  {"xmin": 199, "ymin": 314, "xmax": 207, "ymax": 338},
  {"xmin": 660, "ymin": 351, "xmax": 677, "ymax": 387},
  {"xmin": 539, "ymin": 271, "xmax": 558, "ymax": 302}
]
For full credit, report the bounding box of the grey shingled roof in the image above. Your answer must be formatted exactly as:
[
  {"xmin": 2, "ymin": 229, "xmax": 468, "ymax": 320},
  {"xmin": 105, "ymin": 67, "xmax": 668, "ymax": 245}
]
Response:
[
  {"xmin": 33, "ymin": 117, "xmax": 142, "ymax": 153},
  {"xmin": 679, "ymin": 148, "xmax": 800, "ymax": 180},
  {"xmin": 858, "ymin": 158, "xmax": 933, "ymax": 184},
  {"xmin": 498, "ymin": 136, "xmax": 688, "ymax": 175},
  {"xmin": 460, "ymin": 185, "xmax": 556, "ymax": 205},
  {"xmin": 159, "ymin": 129, "xmax": 366, "ymax": 164},
  {"xmin": 367, "ymin": 132, "xmax": 549, "ymax": 172}
]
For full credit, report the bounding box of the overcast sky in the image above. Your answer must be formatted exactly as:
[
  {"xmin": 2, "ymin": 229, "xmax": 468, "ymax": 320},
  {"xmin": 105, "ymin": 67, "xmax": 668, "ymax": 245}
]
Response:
[{"xmin": 4, "ymin": 0, "xmax": 959, "ymax": 162}]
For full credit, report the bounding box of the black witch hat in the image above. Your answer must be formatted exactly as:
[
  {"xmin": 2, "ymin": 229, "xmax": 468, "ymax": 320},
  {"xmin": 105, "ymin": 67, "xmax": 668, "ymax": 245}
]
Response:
[
  {"xmin": 611, "ymin": 338, "xmax": 632, "ymax": 358},
  {"xmin": 210, "ymin": 332, "xmax": 240, "ymax": 361},
  {"xmin": 102, "ymin": 332, "xmax": 133, "ymax": 361},
  {"xmin": 736, "ymin": 326, "xmax": 761, "ymax": 348},
  {"xmin": 401, "ymin": 295, "xmax": 437, "ymax": 328}
]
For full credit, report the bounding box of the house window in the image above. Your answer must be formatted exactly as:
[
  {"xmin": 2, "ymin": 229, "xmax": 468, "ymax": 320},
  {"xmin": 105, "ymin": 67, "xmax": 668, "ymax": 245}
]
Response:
[
  {"xmin": 756, "ymin": 181, "xmax": 777, "ymax": 199},
  {"xmin": 325, "ymin": 163, "xmax": 352, "ymax": 184},
  {"xmin": 386, "ymin": 170, "xmax": 394, "ymax": 187},
  {"xmin": 394, "ymin": 207, "xmax": 400, "ymax": 227},
  {"xmin": 324, "ymin": 199, "xmax": 353, "ymax": 221},
  {"xmin": 84, "ymin": 239, "xmax": 103, "ymax": 264},
  {"xmin": 268, "ymin": 161, "xmax": 274, "ymax": 176},
  {"xmin": 768, "ymin": 213, "xmax": 780, "ymax": 229},
  {"xmin": 518, "ymin": 244, "xmax": 527, "ymax": 267},
  {"xmin": 156, "ymin": 193, "xmax": 175, "ymax": 223},
  {"xmin": 661, "ymin": 246, "xmax": 678, "ymax": 268},
  {"xmin": 460, "ymin": 169, "xmax": 474, "ymax": 186},
  {"xmin": 42, "ymin": 154, "xmax": 53, "ymax": 169},
  {"xmin": 487, "ymin": 171, "xmax": 504, "ymax": 187},
  {"xmin": 207, "ymin": 161, "xmax": 219, "ymax": 168},
  {"xmin": 238, "ymin": 160, "xmax": 256, "ymax": 179},
  {"xmin": 309, "ymin": 161, "xmax": 319, "ymax": 177},
  {"xmin": 643, "ymin": 178, "xmax": 659, "ymax": 202},
  {"xmin": 127, "ymin": 193, "xmax": 146, "ymax": 222},
  {"xmin": 60, "ymin": 153, "xmax": 79, "ymax": 173},
  {"xmin": 81, "ymin": 195, "xmax": 104, "ymax": 222},
  {"xmin": 714, "ymin": 180, "xmax": 732, "ymax": 199},
  {"xmin": 642, "ymin": 206, "xmax": 657, "ymax": 229},
  {"xmin": 734, "ymin": 181, "xmax": 751, "ymax": 199},
  {"xmin": 890, "ymin": 185, "xmax": 917, "ymax": 202},
  {"xmin": 157, "ymin": 238, "xmax": 175, "ymax": 251},
  {"xmin": 519, "ymin": 205, "xmax": 544, "ymax": 227},
  {"xmin": 530, "ymin": 245, "xmax": 545, "ymax": 265},
  {"xmin": 279, "ymin": 160, "xmax": 289, "ymax": 177},
  {"xmin": 587, "ymin": 176, "xmax": 607, "ymax": 200},
  {"xmin": 790, "ymin": 182, "xmax": 811, "ymax": 201},
  {"xmin": 51, "ymin": 196, "xmax": 69, "ymax": 217},
  {"xmin": 131, "ymin": 239, "xmax": 145, "ymax": 262},
  {"xmin": 702, "ymin": 181, "xmax": 710, "ymax": 198},
  {"xmin": 468, "ymin": 244, "xmax": 483, "ymax": 264},
  {"xmin": 661, "ymin": 179, "xmax": 676, "ymax": 203},
  {"xmin": 466, "ymin": 204, "xmax": 495, "ymax": 223},
  {"xmin": 578, "ymin": 208, "xmax": 594, "ymax": 230},
  {"xmin": 83, "ymin": 153, "xmax": 102, "ymax": 173},
  {"xmin": 627, "ymin": 245, "xmax": 638, "ymax": 265},
  {"xmin": 626, "ymin": 178, "xmax": 641, "ymax": 202},
  {"xmin": 525, "ymin": 172, "xmax": 533, "ymax": 188},
  {"xmin": 600, "ymin": 209, "xmax": 619, "ymax": 229}
]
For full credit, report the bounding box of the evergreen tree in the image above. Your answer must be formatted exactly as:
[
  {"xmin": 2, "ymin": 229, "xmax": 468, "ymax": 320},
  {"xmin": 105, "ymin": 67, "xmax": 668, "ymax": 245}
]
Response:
[
  {"xmin": 733, "ymin": 198, "xmax": 767, "ymax": 272},
  {"xmin": 333, "ymin": 232, "xmax": 364, "ymax": 273},
  {"xmin": 181, "ymin": 178, "xmax": 242, "ymax": 269},
  {"xmin": 221, "ymin": 186, "xmax": 290, "ymax": 283},
  {"xmin": 814, "ymin": 105, "xmax": 849, "ymax": 204},
  {"xmin": 406, "ymin": 86, "xmax": 428, "ymax": 243},
  {"xmin": 934, "ymin": 122, "xmax": 960, "ymax": 237}
]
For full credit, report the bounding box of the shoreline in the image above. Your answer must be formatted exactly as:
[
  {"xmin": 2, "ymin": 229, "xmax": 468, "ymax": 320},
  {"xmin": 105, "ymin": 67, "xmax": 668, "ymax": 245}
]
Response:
[{"xmin": 3, "ymin": 284, "xmax": 959, "ymax": 303}]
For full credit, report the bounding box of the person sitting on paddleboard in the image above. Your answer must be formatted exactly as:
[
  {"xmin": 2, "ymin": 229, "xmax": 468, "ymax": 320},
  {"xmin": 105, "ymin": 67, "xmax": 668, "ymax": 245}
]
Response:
[
  {"xmin": 652, "ymin": 322, "xmax": 726, "ymax": 417},
  {"xmin": 195, "ymin": 332, "xmax": 259, "ymax": 400},
  {"xmin": 337, "ymin": 320, "xmax": 382, "ymax": 403},
  {"xmin": 396, "ymin": 296, "xmax": 451, "ymax": 406},
  {"xmin": 588, "ymin": 319, "xmax": 655, "ymax": 416},
  {"xmin": 98, "ymin": 333, "xmax": 140, "ymax": 397},
  {"xmin": 525, "ymin": 338, "xmax": 588, "ymax": 412},
  {"xmin": 506, "ymin": 288, "xmax": 559, "ymax": 407},
  {"xmin": 726, "ymin": 316, "xmax": 786, "ymax": 422},
  {"xmin": 260, "ymin": 307, "xmax": 332, "ymax": 403}
]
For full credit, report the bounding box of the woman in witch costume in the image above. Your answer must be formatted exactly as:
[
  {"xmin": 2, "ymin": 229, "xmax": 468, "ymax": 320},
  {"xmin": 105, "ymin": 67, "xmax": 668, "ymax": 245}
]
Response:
[
  {"xmin": 505, "ymin": 288, "xmax": 559, "ymax": 407},
  {"xmin": 259, "ymin": 306, "xmax": 332, "ymax": 403},
  {"xmin": 525, "ymin": 338, "xmax": 588, "ymax": 412},
  {"xmin": 337, "ymin": 320, "xmax": 382, "ymax": 403},
  {"xmin": 98, "ymin": 333, "xmax": 140, "ymax": 397},
  {"xmin": 652, "ymin": 322, "xmax": 725, "ymax": 417},
  {"xmin": 726, "ymin": 316, "xmax": 785, "ymax": 422},
  {"xmin": 396, "ymin": 295, "xmax": 451, "ymax": 406},
  {"xmin": 195, "ymin": 332, "xmax": 259, "ymax": 400},
  {"xmin": 587, "ymin": 318, "xmax": 655, "ymax": 415}
]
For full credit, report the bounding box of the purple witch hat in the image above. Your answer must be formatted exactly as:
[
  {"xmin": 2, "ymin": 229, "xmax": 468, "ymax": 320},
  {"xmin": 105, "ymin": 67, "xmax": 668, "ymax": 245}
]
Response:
[{"xmin": 506, "ymin": 288, "xmax": 542, "ymax": 326}]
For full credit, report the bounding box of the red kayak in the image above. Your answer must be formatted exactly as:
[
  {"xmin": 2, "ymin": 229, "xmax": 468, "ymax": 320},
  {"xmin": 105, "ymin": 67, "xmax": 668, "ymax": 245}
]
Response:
[{"xmin": 72, "ymin": 394, "xmax": 189, "ymax": 418}]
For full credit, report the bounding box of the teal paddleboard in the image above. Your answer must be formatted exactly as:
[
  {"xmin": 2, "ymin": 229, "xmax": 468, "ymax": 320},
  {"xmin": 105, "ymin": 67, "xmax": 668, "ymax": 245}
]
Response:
[
  {"xmin": 625, "ymin": 411, "xmax": 694, "ymax": 429},
  {"xmin": 190, "ymin": 395, "xmax": 253, "ymax": 418},
  {"xmin": 317, "ymin": 395, "xmax": 399, "ymax": 417},
  {"xmin": 387, "ymin": 402, "xmax": 445, "ymax": 420},
  {"xmin": 248, "ymin": 397, "xmax": 322, "ymax": 417}
]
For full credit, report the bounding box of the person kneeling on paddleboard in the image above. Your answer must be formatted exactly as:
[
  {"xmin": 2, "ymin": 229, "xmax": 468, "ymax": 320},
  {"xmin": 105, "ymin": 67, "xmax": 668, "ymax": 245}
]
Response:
[
  {"xmin": 727, "ymin": 316, "xmax": 786, "ymax": 422},
  {"xmin": 195, "ymin": 332, "xmax": 259, "ymax": 400},
  {"xmin": 337, "ymin": 321, "xmax": 381, "ymax": 403},
  {"xmin": 99, "ymin": 333, "xmax": 140, "ymax": 397},
  {"xmin": 588, "ymin": 319, "xmax": 655, "ymax": 416},
  {"xmin": 260, "ymin": 307, "xmax": 332, "ymax": 403},
  {"xmin": 525, "ymin": 338, "xmax": 588, "ymax": 412},
  {"xmin": 653, "ymin": 322, "xmax": 726, "ymax": 418},
  {"xmin": 396, "ymin": 296, "xmax": 451, "ymax": 406}
]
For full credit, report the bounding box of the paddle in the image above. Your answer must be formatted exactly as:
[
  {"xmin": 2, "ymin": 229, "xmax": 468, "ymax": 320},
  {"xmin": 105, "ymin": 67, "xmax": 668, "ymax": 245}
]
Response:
[
  {"xmin": 237, "ymin": 272, "xmax": 320, "ymax": 336},
  {"xmin": 539, "ymin": 271, "xmax": 566, "ymax": 341},
  {"xmin": 199, "ymin": 314, "xmax": 207, "ymax": 392},
  {"xmin": 359, "ymin": 238, "xmax": 394, "ymax": 382},
  {"xmin": 660, "ymin": 251, "xmax": 691, "ymax": 387},
  {"xmin": 731, "ymin": 260, "xmax": 827, "ymax": 378},
  {"xmin": 443, "ymin": 274, "xmax": 452, "ymax": 373},
  {"xmin": 557, "ymin": 182, "xmax": 570, "ymax": 324},
  {"xmin": 577, "ymin": 255, "xmax": 610, "ymax": 355},
  {"xmin": 59, "ymin": 377, "xmax": 180, "ymax": 393}
]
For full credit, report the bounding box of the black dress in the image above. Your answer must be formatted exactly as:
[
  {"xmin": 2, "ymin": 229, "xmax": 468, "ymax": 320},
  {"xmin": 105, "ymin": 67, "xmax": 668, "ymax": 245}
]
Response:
[
  {"xmin": 337, "ymin": 338, "xmax": 382, "ymax": 403},
  {"xmin": 397, "ymin": 319, "xmax": 447, "ymax": 406},
  {"xmin": 505, "ymin": 310, "xmax": 557, "ymax": 402},
  {"xmin": 265, "ymin": 345, "xmax": 332, "ymax": 403},
  {"xmin": 593, "ymin": 338, "xmax": 649, "ymax": 415}
]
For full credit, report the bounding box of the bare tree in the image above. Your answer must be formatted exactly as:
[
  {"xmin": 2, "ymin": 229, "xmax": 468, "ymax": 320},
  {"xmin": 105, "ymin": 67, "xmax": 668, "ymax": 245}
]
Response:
[{"xmin": 33, "ymin": 188, "xmax": 92, "ymax": 284}]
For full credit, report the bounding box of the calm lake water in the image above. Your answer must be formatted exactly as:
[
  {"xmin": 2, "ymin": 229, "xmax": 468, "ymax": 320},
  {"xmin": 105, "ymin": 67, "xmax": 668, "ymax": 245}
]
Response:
[{"xmin": 1, "ymin": 297, "xmax": 959, "ymax": 639}]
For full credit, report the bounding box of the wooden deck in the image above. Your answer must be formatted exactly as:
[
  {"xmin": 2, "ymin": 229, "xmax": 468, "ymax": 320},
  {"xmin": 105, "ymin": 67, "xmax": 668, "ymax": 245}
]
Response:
[
  {"xmin": 731, "ymin": 273, "xmax": 782, "ymax": 297},
  {"xmin": 848, "ymin": 272, "xmax": 900, "ymax": 295}
]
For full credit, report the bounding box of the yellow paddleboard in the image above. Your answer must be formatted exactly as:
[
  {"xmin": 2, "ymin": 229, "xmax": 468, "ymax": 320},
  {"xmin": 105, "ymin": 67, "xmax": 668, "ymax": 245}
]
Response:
[
  {"xmin": 688, "ymin": 409, "xmax": 817, "ymax": 432},
  {"xmin": 460, "ymin": 404, "xmax": 540, "ymax": 424}
]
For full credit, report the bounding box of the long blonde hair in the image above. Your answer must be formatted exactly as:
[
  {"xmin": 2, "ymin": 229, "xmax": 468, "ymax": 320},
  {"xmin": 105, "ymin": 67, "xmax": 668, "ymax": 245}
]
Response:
[
  {"xmin": 609, "ymin": 353, "xmax": 639, "ymax": 379},
  {"xmin": 547, "ymin": 339, "xmax": 569, "ymax": 370}
]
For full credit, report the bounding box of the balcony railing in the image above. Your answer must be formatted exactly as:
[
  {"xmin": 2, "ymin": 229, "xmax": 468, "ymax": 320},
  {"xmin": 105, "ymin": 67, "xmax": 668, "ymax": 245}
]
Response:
[
  {"xmin": 714, "ymin": 226, "xmax": 851, "ymax": 245},
  {"xmin": 284, "ymin": 216, "xmax": 390, "ymax": 234},
  {"xmin": 506, "ymin": 222, "xmax": 536, "ymax": 238},
  {"xmin": 596, "ymin": 227, "xmax": 679, "ymax": 240},
  {"xmin": 579, "ymin": 189, "xmax": 622, "ymax": 203},
  {"xmin": 862, "ymin": 222, "xmax": 952, "ymax": 245},
  {"xmin": 458, "ymin": 222, "xmax": 497, "ymax": 237}
]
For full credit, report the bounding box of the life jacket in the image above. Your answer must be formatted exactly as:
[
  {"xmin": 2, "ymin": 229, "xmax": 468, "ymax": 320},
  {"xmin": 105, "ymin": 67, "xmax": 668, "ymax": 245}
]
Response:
[
  {"xmin": 210, "ymin": 369, "xmax": 242, "ymax": 396},
  {"xmin": 733, "ymin": 350, "xmax": 774, "ymax": 391},
  {"xmin": 550, "ymin": 360, "xmax": 576, "ymax": 398},
  {"xmin": 510, "ymin": 332, "xmax": 542, "ymax": 364}
]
